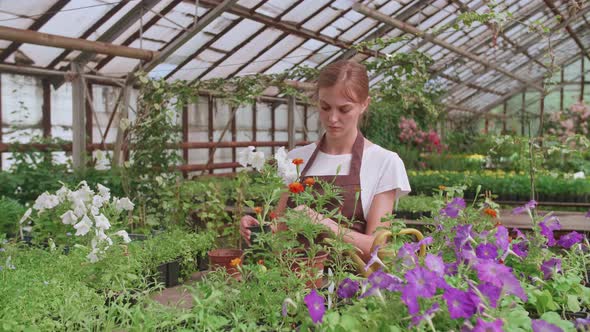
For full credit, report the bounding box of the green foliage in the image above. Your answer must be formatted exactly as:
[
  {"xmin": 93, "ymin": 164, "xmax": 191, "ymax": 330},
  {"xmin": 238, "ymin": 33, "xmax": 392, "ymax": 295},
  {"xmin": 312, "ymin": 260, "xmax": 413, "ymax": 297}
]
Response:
[{"xmin": 0, "ymin": 197, "xmax": 25, "ymax": 238}]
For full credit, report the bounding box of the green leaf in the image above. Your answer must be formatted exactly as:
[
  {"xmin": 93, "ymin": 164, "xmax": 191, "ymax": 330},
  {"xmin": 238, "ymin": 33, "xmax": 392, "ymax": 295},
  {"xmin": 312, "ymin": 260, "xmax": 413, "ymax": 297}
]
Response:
[
  {"xmin": 567, "ymin": 295, "xmax": 581, "ymax": 313},
  {"xmin": 539, "ymin": 312, "xmax": 575, "ymax": 331}
]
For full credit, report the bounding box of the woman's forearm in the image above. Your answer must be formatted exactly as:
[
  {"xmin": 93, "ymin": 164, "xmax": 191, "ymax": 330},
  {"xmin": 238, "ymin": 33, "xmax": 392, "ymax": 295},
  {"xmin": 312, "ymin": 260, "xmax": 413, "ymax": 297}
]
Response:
[{"xmin": 319, "ymin": 217, "xmax": 374, "ymax": 262}]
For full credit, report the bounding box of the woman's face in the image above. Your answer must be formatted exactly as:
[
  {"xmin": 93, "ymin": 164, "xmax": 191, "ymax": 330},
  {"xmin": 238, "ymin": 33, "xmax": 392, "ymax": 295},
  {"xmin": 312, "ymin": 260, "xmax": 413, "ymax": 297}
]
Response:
[{"xmin": 318, "ymin": 82, "xmax": 369, "ymax": 139}]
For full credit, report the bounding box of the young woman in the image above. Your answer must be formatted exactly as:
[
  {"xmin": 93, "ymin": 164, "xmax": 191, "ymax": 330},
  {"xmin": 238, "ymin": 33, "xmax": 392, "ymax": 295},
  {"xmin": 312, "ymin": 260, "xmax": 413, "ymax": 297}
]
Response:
[{"xmin": 240, "ymin": 60, "xmax": 411, "ymax": 261}]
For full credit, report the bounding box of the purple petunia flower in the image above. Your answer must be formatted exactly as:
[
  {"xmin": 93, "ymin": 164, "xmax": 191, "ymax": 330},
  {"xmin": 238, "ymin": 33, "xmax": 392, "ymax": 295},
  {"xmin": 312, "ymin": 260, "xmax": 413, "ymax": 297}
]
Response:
[
  {"xmin": 575, "ymin": 318, "xmax": 590, "ymax": 330},
  {"xmin": 405, "ymin": 267, "xmax": 439, "ymax": 298},
  {"xmin": 440, "ymin": 197, "xmax": 466, "ymax": 218},
  {"xmin": 512, "ymin": 241, "xmax": 529, "ymax": 258},
  {"xmin": 368, "ymin": 270, "xmax": 400, "ymax": 290},
  {"xmin": 0, "ymin": 248, "xmax": 5, "ymax": 252},
  {"xmin": 472, "ymin": 318, "xmax": 504, "ymax": 332},
  {"xmin": 512, "ymin": 227, "xmax": 527, "ymax": 240},
  {"xmin": 337, "ymin": 278, "xmax": 359, "ymax": 299},
  {"xmin": 475, "ymin": 260, "xmax": 527, "ymax": 301},
  {"xmin": 540, "ymin": 258, "xmax": 562, "ymax": 280},
  {"xmin": 495, "ymin": 226, "xmax": 510, "ymax": 252},
  {"xmin": 445, "ymin": 261, "xmax": 459, "ymax": 275},
  {"xmin": 364, "ymin": 245, "xmax": 385, "ymax": 271},
  {"xmin": 443, "ymin": 287, "xmax": 479, "ymax": 319},
  {"xmin": 411, "ymin": 303, "xmax": 440, "ymax": 327},
  {"xmin": 304, "ymin": 289, "xmax": 325, "ymax": 324},
  {"xmin": 401, "ymin": 287, "xmax": 420, "ymax": 315},
  {"xmin": 512, "ymin": 200, "xmax": 537, "ymax": 215},
  {"xmin": 456, "ymin": 243, "xmax": 478, "ymax": 264},
  {"xmin": 477, "ymin": 281, "xmax": 502, "ymax": 308},
  {"xmin": 531, "ymin": 319, "xmax": 563, "ymax": 332},
  {"xmin": 586, "ymin": 210, "xmax": 590, "ymax": 218},
  {"xmin": 397, "ymin": 243, "xmax": 419, "ymax": 269},
  {"xmin": 556, "ymin": 231, "xmax": 584, "ymax": 249},
  {"xmin": 476, "ymin": 243, "xmax": 498, "ymax": 260},
  {"xmin": 454, "ymin": 225, "xmax": 475, "ymax": 249},
  {"xmin": 539, "ymin": 215, "xmax": 562, "ymax": 246},
  {"xmin": 425, "ymin": 254, "xmax": 445, "ymax": 277}
]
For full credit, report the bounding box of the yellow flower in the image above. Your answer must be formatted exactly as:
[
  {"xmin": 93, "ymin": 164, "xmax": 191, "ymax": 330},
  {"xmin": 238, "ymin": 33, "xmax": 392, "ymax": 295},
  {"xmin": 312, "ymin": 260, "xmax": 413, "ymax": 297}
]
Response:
[{"xmin": 230, "ymin": 257, "xmax": 241, "ymax": 267}]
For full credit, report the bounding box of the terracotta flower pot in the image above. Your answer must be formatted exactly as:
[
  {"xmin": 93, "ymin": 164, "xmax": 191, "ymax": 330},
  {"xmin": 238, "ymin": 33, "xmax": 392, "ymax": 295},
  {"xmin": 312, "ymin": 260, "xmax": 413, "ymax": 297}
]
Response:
[
  {"xmin": 286, "ymin": 249, "xmax": 329, "ymax": 288},
  {"xmin": 208, "ymin": 248, "xmax": 244, "ymax": 279}
]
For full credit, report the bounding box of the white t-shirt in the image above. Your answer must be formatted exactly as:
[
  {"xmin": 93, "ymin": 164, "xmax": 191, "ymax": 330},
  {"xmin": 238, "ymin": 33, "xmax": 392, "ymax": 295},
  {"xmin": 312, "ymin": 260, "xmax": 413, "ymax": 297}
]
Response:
[{"xmin": 288, "ymin": 142, "xmax": 411, "ymax": 219}]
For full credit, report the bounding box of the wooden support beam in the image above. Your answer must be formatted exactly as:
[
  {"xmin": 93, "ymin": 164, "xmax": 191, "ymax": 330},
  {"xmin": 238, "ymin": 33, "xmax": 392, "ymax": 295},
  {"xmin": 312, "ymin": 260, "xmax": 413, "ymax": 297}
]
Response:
[
  {"xmin": 0, "ymin": 26, "xmax": 158, "ymax": 61},
  {"xmin": 582, "ymin": 58, "xmax": 586, "ymax": 101},
  {"xmin": 353, "ymin": 3, "xmax": 545, "ymax": 92},
  {"xmin": 560, "ymin": 66, "xmax": 565, "ymax": 110},
  {"xmin": 113, "ymin": 84, "xmax": 131, "ymax": 166},
  {"xmin": 231, "ymin": 107, "xmax": 237, "ymax": 173},
  {"xmin": 138, "ymin": 0, "xmax": 238, "ymax": 75},
  {"xmin": 543, "ymin": 0, "xmax": 590, "ymax": 62},
  {"xmin": 0, "ymin": 63, "xmax": 123, "ymax": 86},
  {"xmin": 182, "ymin": 104, "xmax": 189, "ymax": 177},
  {"xmin": 252, "ymin": 103, "xmax": 257, "ymax": 142},
  {"xmin": 0, "ymin": 0, "xmax": 70, "ymax": 62},
  {"xmin": 85, "ymin": 82, "xmax": 93, "ymax": 147},
  {"xmin": 207, "ymin": 94, "xmax": 214, "ymax": 174},
  {"xmin": 288, "ymin": 96, "xmax": 296, "ymax": 150},
  {"xmin": 539, "ymin": 84, "xmax": 545, "ymax": 138},
  {"xmin": 521, "ymin": 92, "xmax": 526, "ymax": 136},
  {"xmin": 71, "ymin": 63, "xmax": 86, "ymax": 170},
  {"xmin": 0, "ymin": 74, "xmax": 2, "ymax": 170},
  {"xmin": 502, "ymin": 101, "xmax": 507, "ymax": 133},
  {"xmin": 42, "ymin": 79, "xmax": 51, "ymax": 137},
  {"xmin": 303, "ymin": 105, "xmax": 308, "ymax": 142},
  {"xmin": 271, "ymin": 103, "xmax": 276, "ymax": 154}
]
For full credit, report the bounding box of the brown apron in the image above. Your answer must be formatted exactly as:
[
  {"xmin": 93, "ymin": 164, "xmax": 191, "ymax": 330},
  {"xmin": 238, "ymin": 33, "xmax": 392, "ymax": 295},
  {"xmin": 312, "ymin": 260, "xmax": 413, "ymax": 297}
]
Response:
[{"xmin": 287, "ymin": 131, "xmax": 367, "ymax": 234}]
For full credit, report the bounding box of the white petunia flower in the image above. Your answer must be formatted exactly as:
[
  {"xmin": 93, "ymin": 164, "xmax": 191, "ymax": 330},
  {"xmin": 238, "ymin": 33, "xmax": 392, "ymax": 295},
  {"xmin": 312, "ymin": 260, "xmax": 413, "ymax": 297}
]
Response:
[
  {"xmin": 96, "ymin": 184, "xmax": 110, "ymax": 200},
  {"xmin": 95, "ymin": 229, "xmax": 113, "ymax": 246},
  {"xmin": 73, "ymin": 215, "xmax": 93, "ymax": 236},
  {"xmin": 115, "ymin": 198, "xmax": 134, "ymax": 212},
  {"xmin": 87, "ymin": 249, "xmax": 100, "ymax": 263},
  {"xmin": 60, "ymin": 210, "xmax": 78, "ymax": 225},
  {"xmin": 250, "ymin": 151, "xmax": 266, "ymax": 171},
  {"xmin": 238, "ymin": 146, "xmax": 255, "ymax": 167},
  {"xmin": 94, "ymin": 214, "xmax": 111, "ymax": 230},
  {"xmin": 72, "ymin": 201, "xmax": 87, "ymax": 218},
  {"xmin": 56, "ymin": 186, "xmax": 71, "ymax": 203},
  {"xmin": 19, "ymin": 208, "xmax": 32, "ymax": 224},
  {"xmin": 70, "ymin": 182, "xmax": 94, "ymax": 205},
  {"xmin": 33, "ymin": 193, "xmax": 60, "ymax": 211},
  {"xmin": 573, "ymin": 171, "xmax": 585, "ymax": 179},
  {"xmin": 114, "ymin": 230, "xmax": 132, "ymax": 243}
]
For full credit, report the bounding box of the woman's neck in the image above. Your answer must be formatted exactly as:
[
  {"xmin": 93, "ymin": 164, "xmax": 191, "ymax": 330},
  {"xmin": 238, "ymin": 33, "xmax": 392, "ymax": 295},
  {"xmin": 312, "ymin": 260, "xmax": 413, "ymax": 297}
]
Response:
[{"xmin": 322, "ymin": 128, "xmax": 358, "ymax": 154}]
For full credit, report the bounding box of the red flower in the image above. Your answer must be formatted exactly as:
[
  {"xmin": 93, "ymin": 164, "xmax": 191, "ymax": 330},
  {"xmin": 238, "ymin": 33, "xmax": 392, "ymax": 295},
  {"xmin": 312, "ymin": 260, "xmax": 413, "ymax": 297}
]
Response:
[
  {"xmin": 289, "ymin": 182, "xmax": 305, "ymax": 194},
  {"xmin": 303, "ymin": 177, "xmax": 315, "ymax": 186},
  {"xmin": 484, "ymin": 208, "xmax": 497, "ymax": 218},
  {"xmin": 292, "ymin": 158, "xmax": 304, "ymax": 166},
  {"xmin": 269, "ymin": 211, "xmax": 277, "ymax": 220}
]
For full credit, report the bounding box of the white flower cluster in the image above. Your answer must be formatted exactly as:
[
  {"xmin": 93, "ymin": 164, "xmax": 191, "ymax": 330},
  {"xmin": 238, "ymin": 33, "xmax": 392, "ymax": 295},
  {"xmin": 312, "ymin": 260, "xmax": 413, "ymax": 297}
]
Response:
[
  {"xmin": 274, "ymin": 147, "xmax": 298, "ymax": 184},
  {"xmin": 20, "ymin": 181, "xmax": 134, "ymax": 263},
  {"xmin": 238, "ymin": 146, "xmax": 266, "ymax": 171}
]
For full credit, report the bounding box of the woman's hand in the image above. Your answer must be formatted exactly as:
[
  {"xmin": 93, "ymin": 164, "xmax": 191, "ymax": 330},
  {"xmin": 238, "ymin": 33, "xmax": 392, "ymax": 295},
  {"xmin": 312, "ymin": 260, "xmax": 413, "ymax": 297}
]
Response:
[
  {"xmin": 239, "ymin": 215, "xmax": 259, "ymax": 246},
  {"xmin": 294, "ymin": 205, "xmax": 324, "ymax": 223}
]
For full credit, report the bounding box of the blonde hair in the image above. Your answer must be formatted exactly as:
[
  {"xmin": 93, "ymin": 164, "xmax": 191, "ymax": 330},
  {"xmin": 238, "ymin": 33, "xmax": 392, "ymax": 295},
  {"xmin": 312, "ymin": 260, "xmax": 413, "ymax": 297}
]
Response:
[{"xmin": 316, "ymin": 60, "xmax": 369, "ymax": 103}]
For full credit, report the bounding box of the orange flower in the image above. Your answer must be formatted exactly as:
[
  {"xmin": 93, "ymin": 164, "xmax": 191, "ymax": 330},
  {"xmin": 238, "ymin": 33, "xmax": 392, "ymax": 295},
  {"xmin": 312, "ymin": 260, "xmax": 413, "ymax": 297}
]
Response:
[
  {"xmin": 438, "ymin": 185, "xmax": 447, "ymax": 190},
  {"xmin": 288, "ymin": 182, "xmax": 305, "ymax": 194},
  {"xmin": 257, "ymin": 259, "xmax": 265, "ymax": 265},
  {"xmin": 303, "ymin": 177, "xmax": 315, "ymax": 186},
  {"xmin": 269, "ymin": 211, "xmax": 277, "ymax": 220},
  {"xmin": 484, "ymin": 208, "xmax": 497, "ymax": 218},
  {"xmin": 253, "ymin": 206, "xmax": 263, "ymax": 215},
  {"xmin": 230, "ymin": 257, "xmax": 241, "ymax": 267},
  {"xmin": 292, "ymin": 158, "xmax": 304, "ymax": 166}
]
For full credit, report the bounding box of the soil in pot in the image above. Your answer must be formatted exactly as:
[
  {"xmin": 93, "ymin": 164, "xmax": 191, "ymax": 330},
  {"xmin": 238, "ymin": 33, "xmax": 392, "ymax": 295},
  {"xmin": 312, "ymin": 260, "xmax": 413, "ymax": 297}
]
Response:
[
  {"xmin": 208, "ymin": 248, "xmax": 244, "ymax": 280},
  {"xmin": 286, "ymin": 249, "xmax": 329, "ymax": 289}
]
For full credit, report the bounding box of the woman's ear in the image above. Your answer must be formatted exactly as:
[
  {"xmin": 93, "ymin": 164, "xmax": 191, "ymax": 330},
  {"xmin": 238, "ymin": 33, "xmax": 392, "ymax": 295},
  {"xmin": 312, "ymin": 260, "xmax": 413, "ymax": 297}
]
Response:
[{"xmin": 361, "ymin": 96, "xmax": 371, "ymax": 114}]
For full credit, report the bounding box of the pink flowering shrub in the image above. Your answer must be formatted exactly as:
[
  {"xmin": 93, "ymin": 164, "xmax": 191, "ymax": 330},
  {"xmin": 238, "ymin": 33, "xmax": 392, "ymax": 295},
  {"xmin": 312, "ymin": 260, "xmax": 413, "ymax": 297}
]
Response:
[
  {"xmin": 399, "ymin": 117, "xmax": 445, "ymax": 153},
  {"xmin": 547, "ymin": 101, "xmax": 590, "ymax": 141}
]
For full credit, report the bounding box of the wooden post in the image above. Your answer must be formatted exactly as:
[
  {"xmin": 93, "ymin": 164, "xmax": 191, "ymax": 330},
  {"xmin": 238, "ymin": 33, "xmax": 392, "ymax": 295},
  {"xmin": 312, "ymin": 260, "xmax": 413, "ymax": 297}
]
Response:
[
  {"xmin": 72, "ymin": 63, "xmax": 86, "ymax": 170},
  {"xmin": 287, "ymin": 96, "xmax": 295, "ymax": 150},
  {"xmin": 271, "ymin": 102, "xmax": 276, "ymax": 154},
  {"xmin": 484, "ymin": 118, "xmax": 489, "ymax": 134},
  {"xmin": 303, "ymin": 105, "xmax": 308, "ymax": 141},
  {"xmin": 560, "ymin": 66, "xmax": 565, "ymax": 110},
  {"xmin": 42, "ymin": 79, "xmax": 51, "ymax": 137},
  {"xmin": 182, "ymin": 104, "xmax": 189, "ymax": 178},
  {"xmin": 502, "ymin": 101, "xmax": 507, "ymax": 133},
  {"xmin": 86, "ymin": 82, "xmax": 93, "ymax": 147},
  {"xmin": 539, "ymin": 89, "xmax": 546, "ymax": 139},
  {"xmin": 231, "ymin": 106, "xmax": 237, "ymax": 173},
  {"xmin": 208, "ymin": 94, "xmax": 214, "ymax": 174},
  {"xmin": 521, "ymin": 92, "xmax": 526, "ymax": 136},
  {"xmin": 581, "ymin": 58, "xmax": 585, "ymax": 101},
  {"xmin": 252, "ymin": 102, "xmax": 257, "ymax": 142},
  {"xmin": 113, "ymin": 84, "xmax": 130, "ymax": 166}
]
